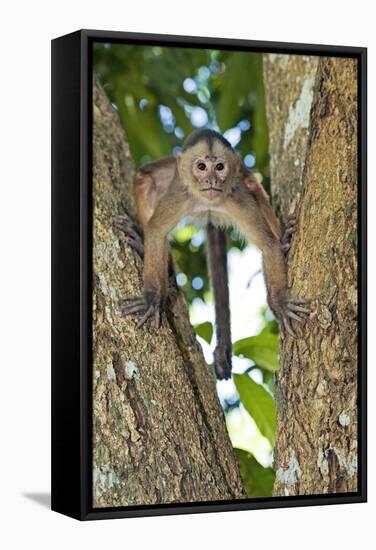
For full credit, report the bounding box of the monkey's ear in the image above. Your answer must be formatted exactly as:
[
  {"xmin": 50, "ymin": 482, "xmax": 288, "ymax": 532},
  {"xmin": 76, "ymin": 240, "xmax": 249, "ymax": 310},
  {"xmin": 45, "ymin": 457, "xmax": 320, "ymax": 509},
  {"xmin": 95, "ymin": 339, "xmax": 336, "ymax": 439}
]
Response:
[{"xmin": 244, "ymin": 172, "xmax": 269, "ymax": 200}]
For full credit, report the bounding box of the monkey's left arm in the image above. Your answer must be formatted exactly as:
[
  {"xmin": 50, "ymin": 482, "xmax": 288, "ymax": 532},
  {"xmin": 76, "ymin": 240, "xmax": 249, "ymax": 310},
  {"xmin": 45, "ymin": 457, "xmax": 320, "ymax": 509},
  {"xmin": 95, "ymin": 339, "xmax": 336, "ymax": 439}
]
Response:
[
  {"xmin": 226, "ymin": 187, "xmax": 309, "ymax": 337},
  {"xmin": 121, "ymin": 190, "xmax": 189, "ymax": 328}
]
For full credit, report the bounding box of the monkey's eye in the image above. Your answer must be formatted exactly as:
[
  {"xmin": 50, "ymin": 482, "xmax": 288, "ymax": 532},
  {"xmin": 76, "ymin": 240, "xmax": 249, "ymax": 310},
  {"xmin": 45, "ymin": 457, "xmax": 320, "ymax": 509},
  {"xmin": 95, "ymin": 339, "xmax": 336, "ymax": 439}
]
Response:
[
  {"xmin": 215, "ymin": 163, "xmax": 225, "ymax": 171},
  {"xmin": 197, "ymin": 162, "xmax": 206, "ymax": 171}
]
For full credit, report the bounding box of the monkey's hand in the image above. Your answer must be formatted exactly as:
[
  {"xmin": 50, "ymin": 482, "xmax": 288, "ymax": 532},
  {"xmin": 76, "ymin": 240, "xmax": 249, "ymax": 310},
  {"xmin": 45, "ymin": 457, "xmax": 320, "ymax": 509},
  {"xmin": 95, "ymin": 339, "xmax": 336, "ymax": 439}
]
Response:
[
  {"xmin": 268, "ymin": 292, "xmax": 310, "ymax": 338},
  {"xmin": 214, "ymin": 345, "xmax": 232, "ymax": 381},
  {"xmin": 281, "ymin": 214, "xmax": 297, "ymax": 255},
  {"xmin": 114, "ymin": 213, "xmax": 144, "ymax": 259},
  {"xmin": 120, "ymin": 289, "xmax": 165, "ymax": 329}
]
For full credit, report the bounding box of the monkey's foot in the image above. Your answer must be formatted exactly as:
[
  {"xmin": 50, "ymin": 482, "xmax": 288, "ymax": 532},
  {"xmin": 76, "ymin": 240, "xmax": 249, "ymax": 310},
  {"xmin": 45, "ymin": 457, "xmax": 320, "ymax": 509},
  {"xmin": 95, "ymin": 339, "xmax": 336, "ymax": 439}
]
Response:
[
  {"xmin": 280, "ymin": 299, "xmax": 310, "ymax": 339},
  {"xmin": 120, "ymin": 292, "xmax": 164, "ymax": 329},
  {"xmin": 114, "ymin": 214, "xmax": 144, "ymax": 258},
  {"xmin": 214, "ymin": 346, "xmax": 232, "ymax": 380},
  {"xmin": 281, "ymin": 214, "xmax": 297, "ymax": 255}
]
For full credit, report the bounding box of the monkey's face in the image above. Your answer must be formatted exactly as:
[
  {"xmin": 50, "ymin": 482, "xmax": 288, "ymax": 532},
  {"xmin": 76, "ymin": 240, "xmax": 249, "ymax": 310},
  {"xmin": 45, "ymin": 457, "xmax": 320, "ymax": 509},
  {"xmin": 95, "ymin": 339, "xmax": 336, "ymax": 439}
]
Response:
[
  {"xmin": 178, "ymin": 139, "xmax": 237, "ymax": 205},
  {"xmin": 191, "ymin": 156, "xmax": 230, "ymax": 203}
]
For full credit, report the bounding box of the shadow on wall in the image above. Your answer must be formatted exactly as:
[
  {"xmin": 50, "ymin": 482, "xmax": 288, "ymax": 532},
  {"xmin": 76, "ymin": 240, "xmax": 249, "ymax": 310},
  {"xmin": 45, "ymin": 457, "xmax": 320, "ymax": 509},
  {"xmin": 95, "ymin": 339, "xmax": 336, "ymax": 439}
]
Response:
[{"xmin": 22, "ymin": 492, "xmax": 51, "ymax": 509}]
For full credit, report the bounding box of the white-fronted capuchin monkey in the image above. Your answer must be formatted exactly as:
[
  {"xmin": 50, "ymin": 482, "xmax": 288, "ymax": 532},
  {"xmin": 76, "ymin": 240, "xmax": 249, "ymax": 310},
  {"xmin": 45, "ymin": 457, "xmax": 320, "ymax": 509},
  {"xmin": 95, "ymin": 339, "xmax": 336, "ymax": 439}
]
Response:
[{"xmin": 115, "ymin": 129, "xmax": 309, "ymax": 380}]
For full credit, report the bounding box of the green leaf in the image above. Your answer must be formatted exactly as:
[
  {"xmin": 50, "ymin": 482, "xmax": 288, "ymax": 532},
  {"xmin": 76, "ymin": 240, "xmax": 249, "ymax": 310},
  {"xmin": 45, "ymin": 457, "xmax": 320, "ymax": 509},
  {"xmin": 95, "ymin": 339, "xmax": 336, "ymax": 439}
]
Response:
[
  {"xmin": 232, "ymin": 329, "xmax": 279, "ymax": 372},
  {"xmin": 233, "ymin": 373, "xmax": 276, "ymax": 446},
  {"xmin": 235, "ymin": 449, "xmax": 275, "ymax": 498},
  {"xmin": 261, "ymin": 368, "xmax": 276, "ymax": 396},
  {"xmin": 194, "ymin": 321, "xmax": 213, "ymax": 344},
  {"xmin": 251, "ymin": 55, "xmax": 269, "ymax": 172},
  {"xmin": 216, "ymin": 52, "xmax": 254, "ymax": 131}
]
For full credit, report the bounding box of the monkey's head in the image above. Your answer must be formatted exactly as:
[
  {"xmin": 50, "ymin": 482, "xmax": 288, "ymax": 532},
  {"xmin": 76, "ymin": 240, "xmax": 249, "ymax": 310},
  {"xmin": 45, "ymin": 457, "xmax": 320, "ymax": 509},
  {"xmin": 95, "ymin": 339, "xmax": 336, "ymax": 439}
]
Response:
[{"xmin": 177, "ymin": 130, "xmax": 240, "ymax": 205}]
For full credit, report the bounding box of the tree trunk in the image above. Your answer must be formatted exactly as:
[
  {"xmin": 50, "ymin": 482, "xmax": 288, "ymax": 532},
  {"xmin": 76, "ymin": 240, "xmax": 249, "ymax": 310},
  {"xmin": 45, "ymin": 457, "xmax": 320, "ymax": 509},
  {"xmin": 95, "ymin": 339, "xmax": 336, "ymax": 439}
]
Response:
[
  {"xmin": 264, "ymin": 56, "xmax": 358, "ymax": 495},
  {"xmin": 92, "ymin": 79, "xmax": 245, "ymax": 507}
]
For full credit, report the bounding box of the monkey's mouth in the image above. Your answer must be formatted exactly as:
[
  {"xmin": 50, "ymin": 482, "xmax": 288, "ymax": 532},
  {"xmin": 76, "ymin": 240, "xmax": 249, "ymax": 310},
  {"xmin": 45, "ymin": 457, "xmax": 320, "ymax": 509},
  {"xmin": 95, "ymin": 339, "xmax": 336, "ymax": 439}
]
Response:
[{"xmin": 201, "ymin": 187, "xmax": 223, "ymax": 193}]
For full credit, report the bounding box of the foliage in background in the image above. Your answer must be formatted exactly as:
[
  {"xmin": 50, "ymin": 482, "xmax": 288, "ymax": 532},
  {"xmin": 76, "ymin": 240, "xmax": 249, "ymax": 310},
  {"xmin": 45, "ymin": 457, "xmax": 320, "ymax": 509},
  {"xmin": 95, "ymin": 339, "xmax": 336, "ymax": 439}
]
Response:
[
  {"xmin": 199, "ymin": 306, "xmax": 278, "ymax": 497},
  {"xmin": 235, "ymin": 449, "xmax": 275, "ymax": 498},
  {"xmin": 93, "ymin": 43, "xmax": 278, "ymax": 498},
  {"xmin": 94, "ymin": 43, "xmax": 269, "ymax": 302},
  {"xmin": 93, "ymin": 44, "xmax": 269, "ymax": 173}
]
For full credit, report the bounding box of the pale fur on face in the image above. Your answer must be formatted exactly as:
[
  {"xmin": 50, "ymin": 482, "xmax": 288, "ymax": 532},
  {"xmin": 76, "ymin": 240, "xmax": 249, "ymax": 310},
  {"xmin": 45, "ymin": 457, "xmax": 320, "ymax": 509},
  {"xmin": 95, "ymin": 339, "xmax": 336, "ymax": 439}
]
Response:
[{"xmin": 177, "ymin": 138, "xmax": 239, "ymax": 205}]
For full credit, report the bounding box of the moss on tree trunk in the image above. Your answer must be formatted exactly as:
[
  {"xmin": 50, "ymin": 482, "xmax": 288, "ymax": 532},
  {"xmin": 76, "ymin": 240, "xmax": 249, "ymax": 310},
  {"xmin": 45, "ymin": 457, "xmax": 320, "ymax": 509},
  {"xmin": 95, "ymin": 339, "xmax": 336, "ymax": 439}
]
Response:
[
  {"xmin": 92, "ymin": 79, "xmax": 245, "ymax": 507},
  {"xmin": 264, "ymin": 56, "xmax": 358, "ymax": 495}
]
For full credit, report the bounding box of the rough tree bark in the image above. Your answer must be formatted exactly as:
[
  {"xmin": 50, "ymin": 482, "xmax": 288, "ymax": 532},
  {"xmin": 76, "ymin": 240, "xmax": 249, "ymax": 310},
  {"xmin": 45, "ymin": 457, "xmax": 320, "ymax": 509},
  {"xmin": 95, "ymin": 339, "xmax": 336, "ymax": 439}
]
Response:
[
  {"xmin": 264, "ymin": 56, "xmax": 358, "ymax": 495},
  {"xmin": 92, "ymin": 79, "xmax": 245, "ymax": 507}
]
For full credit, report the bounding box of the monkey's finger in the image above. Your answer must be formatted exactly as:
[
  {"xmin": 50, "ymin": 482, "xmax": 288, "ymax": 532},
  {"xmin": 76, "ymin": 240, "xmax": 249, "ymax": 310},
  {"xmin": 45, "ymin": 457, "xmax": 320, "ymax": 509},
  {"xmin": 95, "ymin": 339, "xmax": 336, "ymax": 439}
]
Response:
[
  {"xmin": 121, "ymin": 296, "xmax": 145, "ymax": 303},
  {"xmin": 286, "ymin": 310, "xmax": 305, "ymax": 323},
  {"xmin": 137, "ymin": 305, "xmax": 155, "ymax": 328},
  {"xmin": 121, "ymin": 303, "xmax": 146, "ymax": 316},
  {"xmin": 114, "ymin": 219, "xmax": 131, "ymax": 230},
  {"xmin": 125, "ymin": 227, "xmax": 142, "ymax": 240},
  {"xmin": 286, "ymin": 298, "xmax": 310, "ymax": 305},
  {"xmin": 116, "ymin": 224, "xmax": 138, "ymax": 237},
  {"xmin": 285, "ymin": 225, "xmax": 296, "ymax": 234},
  {"xmin": 127, "ymin": 234, "xmax": 143, "ymax": 244},
  {"xmin": 283, "ymin": 317, "xmax": 297, "ymax": 338},
  {"xmin": 117, "ymin": 215, "xmax": 142, "ymax": 236},
  {"xmin": 281, "ymin": 228, "xmax": 296, "ymax": 244},
  {"xmin": 120, "ymin": 297, "xmax": 146, "ymax": 312},
  {"xmin": 287, "ymin": 303, "xmax": 310, "ymax": 314},
  {"xmin": 114, "ymin": 216, "xmax": 137, "ymax": 234},
  {"xmin": 126, "ymin": 237, "xmax": 145, "ymax": 258},
  {"xmin": 121, "ymin": 300, "xmax": 145, "ymax": 311},
  {"xmin": 115, "ymin": 214, "xmax": 132, "ymax": 224},
  {"xmin": 114, "ymin": 216, "xmax": 128, "ymax": 225},
  {"xmin": 120, "ymin": 303, "xmax": 145, "ymax": 314}
]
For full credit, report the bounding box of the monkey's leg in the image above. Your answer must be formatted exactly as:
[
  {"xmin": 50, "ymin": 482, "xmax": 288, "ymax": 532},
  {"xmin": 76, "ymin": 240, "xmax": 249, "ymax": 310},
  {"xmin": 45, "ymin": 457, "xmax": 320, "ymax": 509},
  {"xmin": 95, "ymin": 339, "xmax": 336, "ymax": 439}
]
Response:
[
  {"xmin": 207, "ymin": 223, "xmax": 232, "ymax": 380},
  {"xmin": 114, "ymin": 213, "xmax": 144, "ymax": 258}
]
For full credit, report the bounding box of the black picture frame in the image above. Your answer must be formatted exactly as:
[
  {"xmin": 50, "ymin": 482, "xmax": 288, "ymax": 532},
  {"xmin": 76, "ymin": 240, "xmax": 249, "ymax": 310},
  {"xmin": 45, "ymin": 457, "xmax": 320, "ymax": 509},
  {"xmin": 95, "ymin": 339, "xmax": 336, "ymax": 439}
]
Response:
[{"xmin": 51, "ymin": 29, "xmax": 367, "ymax": 521}]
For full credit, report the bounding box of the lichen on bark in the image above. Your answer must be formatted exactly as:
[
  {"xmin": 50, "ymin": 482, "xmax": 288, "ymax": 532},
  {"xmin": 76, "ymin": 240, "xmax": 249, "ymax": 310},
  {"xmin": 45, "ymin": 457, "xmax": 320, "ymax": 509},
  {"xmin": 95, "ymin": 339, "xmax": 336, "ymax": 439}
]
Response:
[
  {"xmin": 264, "ymin": 56, "xmax": 358, "ymax": 496},
  {"xmin": 264, "ymin": 54, "xmax": 319, "ymax": 220},
  {"xmin": 92, "ymin": 79, "xmax": 245, "ymax": 507}
]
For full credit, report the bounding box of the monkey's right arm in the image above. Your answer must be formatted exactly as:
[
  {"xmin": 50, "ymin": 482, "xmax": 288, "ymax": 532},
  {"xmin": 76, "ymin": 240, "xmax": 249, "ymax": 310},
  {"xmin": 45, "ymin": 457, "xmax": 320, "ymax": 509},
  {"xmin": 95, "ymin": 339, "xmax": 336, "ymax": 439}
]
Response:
[
  {"xmin": 121, "ymin": 189, "xmax": 189, "ymax": 328},
  {"xmin": 242, "ymin": 170, "xmax": 297, "ymax": 254},
  {"xmin": 241, "ymin": 168, "xmax": 283, "ymax": 241},
  {"xmin": 226, "ymin": 185, "xmax": 309, "ymax": 337}
]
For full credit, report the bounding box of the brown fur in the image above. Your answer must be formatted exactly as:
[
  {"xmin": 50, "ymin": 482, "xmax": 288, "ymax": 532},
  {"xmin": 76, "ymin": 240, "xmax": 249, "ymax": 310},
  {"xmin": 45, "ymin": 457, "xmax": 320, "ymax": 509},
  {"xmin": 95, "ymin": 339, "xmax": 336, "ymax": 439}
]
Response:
[
  {"xmin": 125, "ymin": 130, "xmax": 307, "ymax": 377},
  {"xmin": 133, "ymin": 134, "xmax": 287, "ymax": 310}
]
